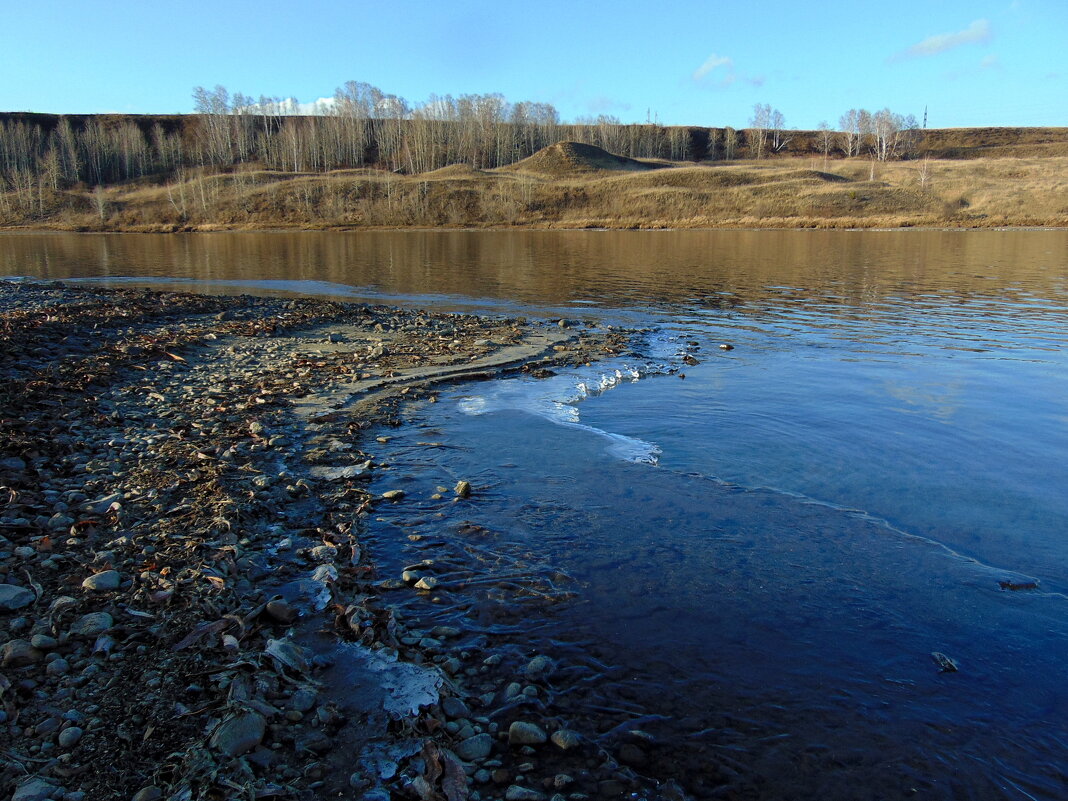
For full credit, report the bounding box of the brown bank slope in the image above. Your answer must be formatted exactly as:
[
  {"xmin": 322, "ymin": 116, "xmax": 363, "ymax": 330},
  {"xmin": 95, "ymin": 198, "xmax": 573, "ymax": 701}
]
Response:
[{"xmin": 3, "ymin": 137, "xmax": 1068, "ymax": 231}]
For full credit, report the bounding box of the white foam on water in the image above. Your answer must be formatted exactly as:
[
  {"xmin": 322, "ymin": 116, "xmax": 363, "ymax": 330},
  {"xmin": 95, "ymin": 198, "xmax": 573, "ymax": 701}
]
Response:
[{"xmin": 458, "ymin": 360, "xmax": 665, "ymax": 465}]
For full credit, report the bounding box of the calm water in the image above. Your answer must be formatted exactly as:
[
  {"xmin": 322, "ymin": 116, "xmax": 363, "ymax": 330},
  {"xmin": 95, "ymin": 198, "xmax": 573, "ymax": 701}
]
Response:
[{"xmin": 4, "ymin": 230, "xmax": 1068, "ymax": 799}]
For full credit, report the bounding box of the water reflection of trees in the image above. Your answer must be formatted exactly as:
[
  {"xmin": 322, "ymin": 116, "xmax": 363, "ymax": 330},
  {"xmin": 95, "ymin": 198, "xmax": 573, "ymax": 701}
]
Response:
[{"xmin": 2, "ymin": 230, "xmax": 1066, "ymax": 316}]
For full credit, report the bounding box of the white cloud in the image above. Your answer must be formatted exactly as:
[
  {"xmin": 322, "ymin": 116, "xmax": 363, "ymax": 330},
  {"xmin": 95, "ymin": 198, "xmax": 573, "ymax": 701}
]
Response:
[
  {"xmin": 980, "ymin": 54, "xmax": 1001, "ymax": 69},
  {"xmin": 693, "ymin": 53, "xmax": 733, "ymax": 81},
  {"xmin": 893, "ymin": 19, "xmax": 992, "ymax": 61},
  {"xmin": 295, "ymin": 97, "xmax": 335, "ymax": 115}
]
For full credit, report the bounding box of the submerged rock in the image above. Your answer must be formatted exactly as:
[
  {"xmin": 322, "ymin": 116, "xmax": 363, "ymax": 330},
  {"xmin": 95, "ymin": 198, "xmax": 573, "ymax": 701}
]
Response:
[
  {"xmin": 550, "ymin": 729, "xmax": 582, "ymax": 751},
  {"xmin": 505, "ymin": 786, "xmax": 546, "ymax": 801},
  {"xmin": 508, "ymin": 721, "xmax": 548, "ymax": 745}
]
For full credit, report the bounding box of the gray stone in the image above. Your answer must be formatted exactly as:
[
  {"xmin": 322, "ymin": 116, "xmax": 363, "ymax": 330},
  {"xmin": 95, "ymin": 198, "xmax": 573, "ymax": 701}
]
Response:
[
  {"xmin": 414, "ymin": 576, "xmax": 439, "ymax": 591},
  {"xmin": 58, "ymin": 726, "xmax": 84, "ymax": 748},
  {"xmin": 30, "ymin": 634, "xmax": 57, "ymax": 650},
  {"xmin": 46, "ymin": 658, "xmax": 71, "ymax": 677},
  {"xmin": 81, "ymin": 570, "xmax": 121, "ymax": 591},
  {"xmin": 210, "ymin": 711, "xmax": 266, "ymax": 756},
  {"xmin": 12, "ymin": 778, "xmax": 59, "ymax": 801},
  {"xmin": 441, "ymin": 696, "xmax": 472, "ymax": 719},
  {"xmin": 48, "ymin": 513, "xmax": 74, "ymax": 531},
  {"xmin": 2, "ymin": 639, "xmax": 43, "ymax": 667},
  {"xmin": 289, "ymin": 687, "xmax": 318, "ymax": 713},
  {"xmin": 508, "ymin": 721, "xmax": 547, "ymax": 746},
  {"xmin": 35, "ymin": 717, "xmax": 62, "ymax": 736},
  {"xmin": 0, "ymin": 583, "xmax": 34, "ymax": 611},
  {"xmin": 70, "ymin": 612, "xmax": 113, "ymax": 637},
  {"xmin": 455, "ymin": 732, "xmax": 494, "ymax": 762},
  {"xmin": 131, "ymin": 786, "xmax": 163, "ymax": 801}
]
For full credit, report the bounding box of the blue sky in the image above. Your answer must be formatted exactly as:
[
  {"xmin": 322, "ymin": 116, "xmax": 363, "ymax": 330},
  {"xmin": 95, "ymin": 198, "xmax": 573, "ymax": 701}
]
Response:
[{"xmin": 2, "ymin": 0, "xmax": 1064, "ymax": 128}]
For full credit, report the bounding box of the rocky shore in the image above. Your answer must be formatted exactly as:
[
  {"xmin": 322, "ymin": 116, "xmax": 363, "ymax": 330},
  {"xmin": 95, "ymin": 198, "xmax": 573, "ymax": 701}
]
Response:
[{"xmin": 0, "ymin": 282, "xmax": 645, "ymax": 801}]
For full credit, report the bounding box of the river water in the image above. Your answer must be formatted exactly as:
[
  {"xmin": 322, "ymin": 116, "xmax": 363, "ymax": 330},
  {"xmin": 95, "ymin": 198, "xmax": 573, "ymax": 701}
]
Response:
[{"xmin": 4, "ymin": 230, "xmax": 1067, "ymax": 799}]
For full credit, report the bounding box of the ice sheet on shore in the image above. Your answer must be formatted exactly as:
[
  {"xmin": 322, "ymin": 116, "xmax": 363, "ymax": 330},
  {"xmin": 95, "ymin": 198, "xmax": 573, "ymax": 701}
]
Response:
[{"xmin": 458, "ymin": 360, "xmax": 664, "ymax": 465}]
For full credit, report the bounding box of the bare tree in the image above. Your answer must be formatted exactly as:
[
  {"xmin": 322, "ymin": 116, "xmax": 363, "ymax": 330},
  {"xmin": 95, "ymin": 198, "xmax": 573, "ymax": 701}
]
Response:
[
  {"xmin": 838, "ymin": 109, "xmax": 860, "ymax": 157},
  {"xmin": 770, "ymin": 109, "xmax": 789, "ymax": 152},
  {"xmin": 723, "ymin": 126, "xmax": 738, "ymax": 160},
  {"xmin": 817, "ymin": 121, "xmax": 834, "ymax": 167},
  {"xmin": 749, "ymin": 103, "xmax": 771, "ymax": 158}
]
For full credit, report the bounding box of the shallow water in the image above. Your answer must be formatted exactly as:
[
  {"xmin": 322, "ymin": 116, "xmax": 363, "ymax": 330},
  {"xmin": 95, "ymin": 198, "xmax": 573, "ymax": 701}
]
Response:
[{"xmin": 5, "ymin": 229, "xmax": 1068, "ymax": 798}]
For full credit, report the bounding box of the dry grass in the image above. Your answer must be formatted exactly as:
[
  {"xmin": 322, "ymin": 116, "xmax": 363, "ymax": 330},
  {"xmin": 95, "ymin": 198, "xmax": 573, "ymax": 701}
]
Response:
[{"xmin": 3, "ymin": 149, "xmax": 1068, "ymax": 231}]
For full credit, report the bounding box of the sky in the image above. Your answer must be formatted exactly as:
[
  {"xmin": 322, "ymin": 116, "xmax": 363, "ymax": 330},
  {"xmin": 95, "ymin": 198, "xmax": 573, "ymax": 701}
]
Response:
[{"xmin": 1, "ymin": 0, "xmax": 1065, "ymax": 129}]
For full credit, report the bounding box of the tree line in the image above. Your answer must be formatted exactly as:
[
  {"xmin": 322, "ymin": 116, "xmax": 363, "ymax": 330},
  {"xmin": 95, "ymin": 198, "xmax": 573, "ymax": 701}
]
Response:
[{"xmin": 0, "ymin": 80, "xmax": 921, "ymax": 205}]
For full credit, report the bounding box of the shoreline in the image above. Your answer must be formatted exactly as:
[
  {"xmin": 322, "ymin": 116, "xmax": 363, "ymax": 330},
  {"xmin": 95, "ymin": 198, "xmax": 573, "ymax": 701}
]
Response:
[
  {"xmin": 4, "ymin": 221, "xmax": 1068, "ymax": 235},
  {"xmin": 0, "ymin": 283, "xmax": 634, "ymax": 801}
]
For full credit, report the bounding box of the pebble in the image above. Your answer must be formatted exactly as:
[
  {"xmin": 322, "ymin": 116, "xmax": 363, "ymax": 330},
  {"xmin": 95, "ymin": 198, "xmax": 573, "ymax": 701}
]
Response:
[
  {"xmin": 69, "ymin": 612, "xmax": 113, "ymax": 637},
  {"xmin": 455, "ymin": 733, "xmax": 494, "ymax": 761},
  {"xmin": 11, "ymin": 778, "xmax": 59, "ymax": 801},
  {"xmin": 454, "ymin": 480, "xmax": 471, "ymax": 498},
  {"xmin": 381, "ymin": 490, "xmax": 405, "ymax": 500},
  {"xmin": 131, "ymin": 786, "xmax": 163, "ymax": 801},
  {"xmin": 2, "ymin": 639, "xmax": 43, "ymax": 667},
  {"xmin": 414, "ymin": 576, "xmax": 439, "ymax": 591},
  {"xmin": 81, "ymin": 570, "xmax": 121, "ymax": 591},
  {"xmin": 441, "ymin": 696, "xmax": 472, "ymax": 719},
  {"xmin": 58, "ymin": 726, "xmax": 84, "ymax": 748},
  {"xmin": 289, "ymin": 687, "xmax": 318, "ymax": 713},
  {"xmin": 508, "ymin": 721, "xmax": 548, "ymax": 746},
  {"xmin": 30, "ymin": 634, "xmax": 58, "ymax": 650},
  {"xmin": 35, "ymin": 717, "xmax": 62, "ymax": 735},
  {"xmin": 0, "ymin": 583, "xmax": 35, "ymax": 611},
  {"xmin": 210, "ymin": 711, "xmax": 266, "ymax": 756},
  {"xmin": 46, "ymin": 658, "xmax": 71, "ymax": 677}
]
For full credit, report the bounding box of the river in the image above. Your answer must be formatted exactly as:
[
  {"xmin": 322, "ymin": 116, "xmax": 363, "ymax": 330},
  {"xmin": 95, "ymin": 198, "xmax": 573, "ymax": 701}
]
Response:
[{"xmin": 4, "ymin": 229, "xmax": 1067, "ymax": 799}]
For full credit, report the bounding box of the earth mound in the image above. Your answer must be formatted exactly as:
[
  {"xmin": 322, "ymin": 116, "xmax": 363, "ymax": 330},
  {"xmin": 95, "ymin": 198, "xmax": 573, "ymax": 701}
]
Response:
[{"xmin": 504, "ymin": 141, "xmax": 659, "ymax": 177}]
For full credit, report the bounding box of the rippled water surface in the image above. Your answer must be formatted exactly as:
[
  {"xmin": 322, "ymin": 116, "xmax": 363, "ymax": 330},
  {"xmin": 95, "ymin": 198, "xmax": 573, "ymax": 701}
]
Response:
[{"xmin": 5, "ymin": 229, "xmax": 1068, "ymax": 799}]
